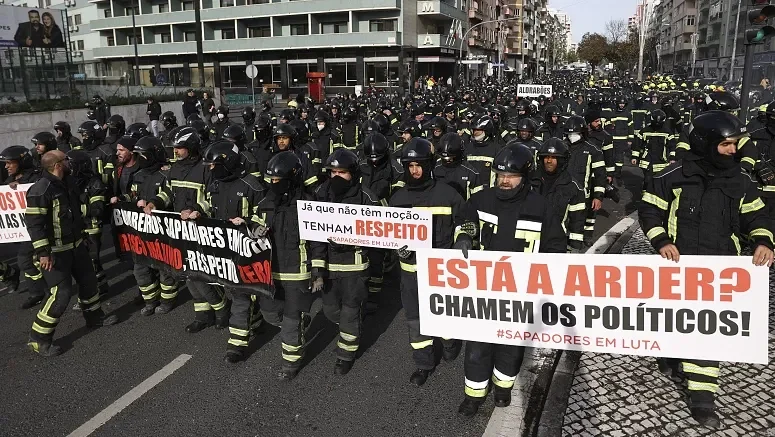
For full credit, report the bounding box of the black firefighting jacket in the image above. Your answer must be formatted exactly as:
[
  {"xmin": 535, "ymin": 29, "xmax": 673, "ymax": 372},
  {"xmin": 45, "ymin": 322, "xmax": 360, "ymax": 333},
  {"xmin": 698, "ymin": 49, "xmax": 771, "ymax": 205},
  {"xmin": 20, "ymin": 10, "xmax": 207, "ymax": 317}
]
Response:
[
  {"xmin": 433, "ymin": 161, "xmax": 484, "ymax": 200},
  {"xmin": 531, "ymin": 168, "xmax": 586, "ymax": 250},
  {"xmin": 25, "ymin": 171, "xmax": 86, "ymax": 256}
]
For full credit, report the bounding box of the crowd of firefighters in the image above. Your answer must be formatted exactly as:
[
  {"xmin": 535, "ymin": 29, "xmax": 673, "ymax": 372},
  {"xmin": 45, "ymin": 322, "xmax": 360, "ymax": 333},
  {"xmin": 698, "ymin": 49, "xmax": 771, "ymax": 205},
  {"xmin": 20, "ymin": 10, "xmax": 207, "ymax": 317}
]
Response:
[{"xmin": 1, "ymin": 71, "xmax": 773, "ymax": 428}]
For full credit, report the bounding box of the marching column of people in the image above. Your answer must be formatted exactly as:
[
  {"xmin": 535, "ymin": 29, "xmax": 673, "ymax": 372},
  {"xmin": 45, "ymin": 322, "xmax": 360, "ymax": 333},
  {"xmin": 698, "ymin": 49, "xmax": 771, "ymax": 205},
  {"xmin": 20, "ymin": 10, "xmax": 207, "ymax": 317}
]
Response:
[{"xmin": 6, "ymin": 77, "xmax": 773, "ymax": 429}]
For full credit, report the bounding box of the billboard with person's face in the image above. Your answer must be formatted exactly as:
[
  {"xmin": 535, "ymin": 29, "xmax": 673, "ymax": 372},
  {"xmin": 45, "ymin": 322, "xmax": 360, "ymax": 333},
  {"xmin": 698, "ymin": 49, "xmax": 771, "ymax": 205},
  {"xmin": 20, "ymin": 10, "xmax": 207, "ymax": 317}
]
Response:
[{"xmin": 0, "ymin": 5, "xmax": 66, "ymax": 49}]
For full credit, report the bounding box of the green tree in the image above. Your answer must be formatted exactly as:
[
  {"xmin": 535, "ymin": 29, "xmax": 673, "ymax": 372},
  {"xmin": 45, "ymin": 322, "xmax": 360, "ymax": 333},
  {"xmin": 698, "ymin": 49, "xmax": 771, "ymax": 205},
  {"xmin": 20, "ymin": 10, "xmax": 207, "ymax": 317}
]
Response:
[{"xmin": 577, "ymin": 32, "xmax": 609, "ymax": 71}]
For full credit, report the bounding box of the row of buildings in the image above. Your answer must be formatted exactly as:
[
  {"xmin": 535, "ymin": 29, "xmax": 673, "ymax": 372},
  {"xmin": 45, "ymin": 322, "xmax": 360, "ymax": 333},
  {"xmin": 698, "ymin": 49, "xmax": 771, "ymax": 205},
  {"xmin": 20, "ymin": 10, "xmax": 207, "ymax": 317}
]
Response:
[
  {"xmin": 632, "ymin": 0, "xmax": 775, "ymax": 81},
  {"xmin": 1, "ymin": 0, "xmax": 573, "ymax": 96}
]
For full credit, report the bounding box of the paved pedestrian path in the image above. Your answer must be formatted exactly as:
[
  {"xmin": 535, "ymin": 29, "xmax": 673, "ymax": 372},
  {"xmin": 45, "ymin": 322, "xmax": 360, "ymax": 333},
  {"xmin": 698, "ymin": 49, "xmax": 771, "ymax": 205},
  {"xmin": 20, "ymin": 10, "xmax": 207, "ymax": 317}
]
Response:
[{"xmin": 561, "ymin": 229, "xmax": 775, "ymax": 437}]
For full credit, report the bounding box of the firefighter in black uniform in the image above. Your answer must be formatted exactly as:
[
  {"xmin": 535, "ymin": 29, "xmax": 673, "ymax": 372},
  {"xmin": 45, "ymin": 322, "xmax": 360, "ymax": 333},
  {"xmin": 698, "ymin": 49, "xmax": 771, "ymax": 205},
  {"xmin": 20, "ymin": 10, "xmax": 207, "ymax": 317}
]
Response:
[
  {"xmin": 202, "ymin": 141, "xmax": 275, "ymax": 363},
  {"xmin": 144, "ymin": 127, "xmax": 231, "ymax": 333},
  {"xmin": 605, "ymin": 97, "xmax": 634, "ymax": 186},
  {"xmin": 252, "ymin": 152, "xmax": 311, "ymax": 380},
  {"xmin": 532, "ymin": 138, "xmax": 586, "ymax": 252},
  {"xmin": 639, "ymin": 110, "xmax": 774, "ymax": 428},
  {"xmin": 466, "ymin": 115, "xmax": 500, "ymax": 188},
  {"xmin": 77, "ymin": 121, "xmax": 115, "ymax": 189},
  {"xmin": 309, "ymin": 149, "xmax": 379, "ymax": 375},
  {"xmin": 585, "ymin": 110, "xmax": 615, "ymax": 184},
  {"xmin": 632, "ymin": 109, "xmax": 676, "ymax": 179},
  {"xmin": 126, "ymin": 136, "xmax": 179, "ymax": 315},
  {"xmin": 536, "ymin": 106, "xmax": 563, "ymax": 141},
  {"xmin": 427, "ymin": 117, "xmax": 450, "ymax": 149},
  {"xmin": 434, "ymin": 132, "xmax": 484, "ymax": 200},
  {"xmin": 389, "ymin": 138, "xmax": 464, "ymax": 386},
  {"xmin": 515, "ymin": 118, "xmax": 543, "ymax": 157},
  {"xmin": 338, "ymin": 106, "xmax": 360, "ymax": 151},
  {"xmin": 0, "ymin": 146, "xmax": 43, "ymax": 306},
  {"xmin": 312, "ymin": 111, "xmax": 343, "ymax": 161},
  {"xmin": 563, "ymin": 116, "xmax": 607, "ymax": 245},
  {"xmin": 25, "ymin": 150, "xmax": 118, "ymax": 357},
  {"xmin": 455, "ymin": 143, "xmax": 567, "ymax": 416},
  {"xmin": 359, "ymin": 133, "xmax": 404, "ymax": 313},
  {"xmin": 66, "ymin": 149, "xmax": 109, "ymax": 300},
  {"xmin": 253, "ymin": 124, "xmax": 319, "ymax": 192},
  {"xmin": 242, "ymin": 107, "xmax": 256, "ymax": 142},
  {"xmin": 248, "ymin": 113, "xmax": 274, "ymax": 166},
  {"xmin": 747, "ymin": 101, "xmax": 775, "ymax": 215},
  {"xmin": 211, "ymin": 106, "xmax": 233, "ymax": 139},
  {"xmin": 103, "ymin": 114, "xmax": 126, "ymax": 153},
  {"xmin": 395, "ymin": 120, "xmax": 423, "ymax": 159},
  {"xmin": 54, "ymin": 121, "xmax": 82, "ymax": 152},
  {"xmin": 223, "ymin": 124, "xmax": 261, "ymax": 178}
]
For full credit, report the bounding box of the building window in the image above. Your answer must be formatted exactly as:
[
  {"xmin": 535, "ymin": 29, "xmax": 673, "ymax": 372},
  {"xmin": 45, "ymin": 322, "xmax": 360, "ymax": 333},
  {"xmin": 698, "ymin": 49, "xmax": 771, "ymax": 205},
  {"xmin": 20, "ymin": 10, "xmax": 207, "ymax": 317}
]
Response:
[
  {"xmin": 365, "ymin": 61, "xmax": 398, "ymax": 87},
  {"xmin": 290, "ymin": 23, "xmax": 308, "ymax": 36},
  {"xmin": 220, "ymin": 0, "xmax": 234, "ymax": 6},
  {"xmin": 77, "ymin": 40, "xmax": 84, "ymax": 50},
  {"xmin": 161, "ymin": 33, "xmax": 172, "ymax": 43},
  {"xmin": 103, "ymin": 9, "xmax": 112, "ymax": 18},
  {"xmin": 183, "ymin": 1, "xmax": 195, "ymax": 10},
  {"xmin": 249, "ymin": 26, "xmax": 271, "ymax": 38},
  {"xmin": 686, "ymin": 15, "xmax": 695, "ymax": 26},
  {"xmin": 220, "ymin": 65, "xmax": 248, "ymax": 88},
  {"xmin": 321, "ymin": 22, "xmax": 348, "ymax": 34},
  {"xmin": 369, "ymin": 19, "xmax": 396, "ymax": 32},
  {"xmin": 249, "ymin": 64, "xmax": 281, "ymax": 85},
  {"xmin": 107, "ymin": 36, "xmax": 115, "ymax": 46},
  {"xmin": 159, "ymin": 3, "xmax": 169, "ymax": 13},
  {"xmin": 288, "ymin": 62, "xmax": 317, "ymax": 86},
  {"xmin": 67, "ymin": 16, "xmax": 73, "ymax": 27},
  {"xmin": 128, "ymin": 34, "xmax": 142, "ymax": 45},
  {"xmin": 74, "ymin": 14, "xmax": 82, "ymax": 25},
  {"xmin": 45, "ymin": 0, "xmax": 51, "ymax": 6},
  {"xmin": 326, "ymin": 62, "xmax": 357, "ymax": 86},
  {"xmin": 125, "ymin": 6, "xmax": 139, "ymax": 15},
  {"xmin": 221, "ymin": 28, "xmax": 235, "ymax": 39},
  {"xmin": 247, "ymin": 0, "xmax": 270, "ymax": 3},
  {"xmin": 184, "ymin": 31, "xmax": 197, "ymax": 41}
]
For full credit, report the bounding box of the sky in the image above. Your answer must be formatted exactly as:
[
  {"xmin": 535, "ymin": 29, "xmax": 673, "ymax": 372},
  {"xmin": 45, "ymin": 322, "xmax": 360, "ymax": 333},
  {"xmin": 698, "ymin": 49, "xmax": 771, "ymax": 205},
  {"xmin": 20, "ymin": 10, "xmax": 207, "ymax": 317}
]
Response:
[{"xmin": 550, "ymin": 0, "xmax": 640, "ymax": 43}]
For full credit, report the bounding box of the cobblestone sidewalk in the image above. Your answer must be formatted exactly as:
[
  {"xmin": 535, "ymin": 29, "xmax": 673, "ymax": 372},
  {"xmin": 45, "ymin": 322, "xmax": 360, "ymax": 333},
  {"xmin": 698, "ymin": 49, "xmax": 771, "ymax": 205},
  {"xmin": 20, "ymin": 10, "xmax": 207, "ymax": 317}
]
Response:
[{"xmin": 561, "ymin": 229, "xmax": 775, "ymax": 437}]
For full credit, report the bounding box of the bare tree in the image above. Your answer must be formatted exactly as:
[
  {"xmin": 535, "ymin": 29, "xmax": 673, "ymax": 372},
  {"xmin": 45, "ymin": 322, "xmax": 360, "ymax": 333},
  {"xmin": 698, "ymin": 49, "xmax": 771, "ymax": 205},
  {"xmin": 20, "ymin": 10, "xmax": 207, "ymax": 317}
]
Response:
[{"xmin": 605, "ymin": 19, "xmax": 628, "ymax": 44}]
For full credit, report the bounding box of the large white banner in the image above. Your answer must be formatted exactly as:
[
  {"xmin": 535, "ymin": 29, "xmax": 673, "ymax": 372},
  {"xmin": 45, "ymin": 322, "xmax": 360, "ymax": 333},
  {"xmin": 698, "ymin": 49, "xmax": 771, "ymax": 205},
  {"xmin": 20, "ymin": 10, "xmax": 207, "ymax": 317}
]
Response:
[
  {"xmin": 0, "ymin": 5, "xmax": 66, "ymax": 49},
  {"xmin": 415, "ymin": 249, "xmax": 770, "ymax": 364},
  {"xmin": 297, "ymin": 200, "xmax": 433, "ymax": 250},
  {"xmin": 517, "ymin": 84, "xmax": 553, "ymax": 98},
  {"xmin": 0, "ymin": 184, "xmax": 32, "ymax": 243}
]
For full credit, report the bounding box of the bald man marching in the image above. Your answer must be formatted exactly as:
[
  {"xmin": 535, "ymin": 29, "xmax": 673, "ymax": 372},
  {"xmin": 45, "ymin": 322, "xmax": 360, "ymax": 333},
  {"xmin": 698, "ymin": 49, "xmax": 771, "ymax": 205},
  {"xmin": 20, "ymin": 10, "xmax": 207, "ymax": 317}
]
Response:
[{"xmin": 25, "ymin": 150, "xmax": 118, "ymax": 357}]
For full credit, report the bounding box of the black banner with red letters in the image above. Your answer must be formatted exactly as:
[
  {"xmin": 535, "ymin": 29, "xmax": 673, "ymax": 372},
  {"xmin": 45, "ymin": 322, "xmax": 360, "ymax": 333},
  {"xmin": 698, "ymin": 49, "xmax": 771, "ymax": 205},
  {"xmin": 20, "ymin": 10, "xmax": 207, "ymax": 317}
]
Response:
[{"xmin": 111, "ymin": 203, "xmax": 274, "ymax": 298}]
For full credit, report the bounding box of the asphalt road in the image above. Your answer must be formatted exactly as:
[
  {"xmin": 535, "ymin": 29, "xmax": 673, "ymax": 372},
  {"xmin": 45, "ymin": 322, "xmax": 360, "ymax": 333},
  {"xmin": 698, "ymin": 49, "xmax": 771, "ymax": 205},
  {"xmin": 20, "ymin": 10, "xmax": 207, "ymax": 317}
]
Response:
[{"xmin": 0, "ymin": 165, "xmax": 642, "ymax": 437}]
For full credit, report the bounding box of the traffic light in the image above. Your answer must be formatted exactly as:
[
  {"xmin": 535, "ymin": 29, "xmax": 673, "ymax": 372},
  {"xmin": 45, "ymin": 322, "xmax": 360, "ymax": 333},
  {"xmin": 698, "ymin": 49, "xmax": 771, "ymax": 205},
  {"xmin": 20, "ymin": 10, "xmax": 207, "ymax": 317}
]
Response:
[{"xmin": 746, "ymin": 0, "xmax": 775, "ymax": 44}]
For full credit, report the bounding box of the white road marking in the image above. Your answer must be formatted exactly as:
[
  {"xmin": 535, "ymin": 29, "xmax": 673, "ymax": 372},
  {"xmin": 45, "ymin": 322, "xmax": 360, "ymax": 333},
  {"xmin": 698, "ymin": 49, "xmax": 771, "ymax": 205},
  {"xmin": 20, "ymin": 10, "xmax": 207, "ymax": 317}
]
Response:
[{"xmin": 66, "ymin": 353, "xmax": 192, "ymax": 437}]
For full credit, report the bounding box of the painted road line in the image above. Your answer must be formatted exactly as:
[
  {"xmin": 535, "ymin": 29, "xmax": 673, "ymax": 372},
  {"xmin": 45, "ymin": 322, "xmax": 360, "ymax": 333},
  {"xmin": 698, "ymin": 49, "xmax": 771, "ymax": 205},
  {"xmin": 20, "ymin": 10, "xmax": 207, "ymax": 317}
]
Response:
[{"xmin": 66, "ymin": 354, "xmax": 193, "ymax": 437}]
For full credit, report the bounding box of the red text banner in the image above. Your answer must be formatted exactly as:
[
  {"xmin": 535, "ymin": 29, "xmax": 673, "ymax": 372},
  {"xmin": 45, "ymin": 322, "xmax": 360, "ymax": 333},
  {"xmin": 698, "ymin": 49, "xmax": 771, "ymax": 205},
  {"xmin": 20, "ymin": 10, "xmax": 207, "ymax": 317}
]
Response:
[
  {"xmin": 0, "ymin": 183, "xmax": 32, "ymax": 243},
  {"xmin": 415, "ymin": 249, "xmax": 769, "ymax": 364}
]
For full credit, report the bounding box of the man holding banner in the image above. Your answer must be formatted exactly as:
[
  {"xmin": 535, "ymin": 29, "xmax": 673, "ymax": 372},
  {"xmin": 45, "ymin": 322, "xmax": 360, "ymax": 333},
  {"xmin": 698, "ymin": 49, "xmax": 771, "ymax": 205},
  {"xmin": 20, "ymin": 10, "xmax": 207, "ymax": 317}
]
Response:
[
  {"xmin": 639, "ymin": 111, "xmax": 774, "ymax": 428},
  {"xmin": 310, "ymin": 149, "xmax": 380, "ymax": 375},
  {"xmin": 453, "ymin": 143, "xmax": 568, "ymax": 417},
  {"xmin": 389, "ymin": 138, "xmax": 466, "ymax": 386}
]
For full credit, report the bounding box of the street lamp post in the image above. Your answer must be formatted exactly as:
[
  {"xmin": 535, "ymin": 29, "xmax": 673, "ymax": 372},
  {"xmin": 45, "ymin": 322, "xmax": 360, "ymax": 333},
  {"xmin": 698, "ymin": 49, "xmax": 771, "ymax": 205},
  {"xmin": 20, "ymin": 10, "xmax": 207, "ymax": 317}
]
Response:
[{"xmin": 454, "ymin": 17, "xmax": 520, "ymax": 89}]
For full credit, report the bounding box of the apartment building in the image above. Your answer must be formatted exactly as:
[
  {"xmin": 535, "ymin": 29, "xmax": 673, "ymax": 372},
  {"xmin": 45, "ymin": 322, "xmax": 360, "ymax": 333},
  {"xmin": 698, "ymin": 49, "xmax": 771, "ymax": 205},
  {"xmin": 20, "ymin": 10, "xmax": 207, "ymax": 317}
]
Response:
[{"xmin": 502, "ymin": 0, "xmax": 548, "ymax": 76}]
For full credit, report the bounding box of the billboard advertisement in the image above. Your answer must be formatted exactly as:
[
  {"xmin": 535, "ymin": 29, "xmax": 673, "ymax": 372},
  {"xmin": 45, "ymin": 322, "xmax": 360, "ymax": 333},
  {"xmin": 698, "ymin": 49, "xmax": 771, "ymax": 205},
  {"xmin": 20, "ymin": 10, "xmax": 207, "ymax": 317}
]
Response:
[{"xmin": 0, "ymin": 5, "xmax": 66, "ymax": 49}]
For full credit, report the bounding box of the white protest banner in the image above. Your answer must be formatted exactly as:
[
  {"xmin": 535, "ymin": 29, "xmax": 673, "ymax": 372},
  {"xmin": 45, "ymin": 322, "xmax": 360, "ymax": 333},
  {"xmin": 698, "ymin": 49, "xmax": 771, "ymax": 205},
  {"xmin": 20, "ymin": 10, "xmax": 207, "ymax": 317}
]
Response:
[
  {"xmin": 0, "ymin": 184, "xmax": 32, "ymax": 243},
  {"xmin": 415, "ymin": 249, "xmax": 769, "ymax": 364},
  {"xmin": 297, "ymin": 200, "xmax": 433, "ymax": 250},
  {"xmin": 517, "ymin": 84, "xmax": 553, "ymax": 98}
]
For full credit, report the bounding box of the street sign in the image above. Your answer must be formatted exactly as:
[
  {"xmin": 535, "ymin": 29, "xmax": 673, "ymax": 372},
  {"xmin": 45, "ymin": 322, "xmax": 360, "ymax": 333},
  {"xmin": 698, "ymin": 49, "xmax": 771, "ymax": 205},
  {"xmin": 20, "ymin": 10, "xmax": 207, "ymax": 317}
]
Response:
[
  {"xmin": 245, "ymin": 64, "xmax": 258, "ymax": 79},
  {"xmin": 155, "ymin": 73, "xmax": 167, "ymax": 85}
]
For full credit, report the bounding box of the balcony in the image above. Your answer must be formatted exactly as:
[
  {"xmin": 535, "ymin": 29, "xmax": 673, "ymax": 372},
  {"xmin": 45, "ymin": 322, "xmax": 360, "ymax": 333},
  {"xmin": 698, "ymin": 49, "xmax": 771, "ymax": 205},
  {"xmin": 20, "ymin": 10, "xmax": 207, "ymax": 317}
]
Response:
[
  {"xmin": 94, "ymin": 41, "xmax": 198, "ymax": 58},
  {"xmin": 91, "ymin": 10, "xmax": 195, "ymax": 30},
  {"xmin": 468, "ymin": 5, "xmax": 485, "ymax": 20},
  {"xmin": 416, "ymin": 0, "xmax": 467, "ymax": 22},
  {"xmin": 203, "ymin": 31, "xmax": 400, "ymax": 51},
  {"xmin": 417, "ymin": 33, "xmax": 459, "ymax": 49},
  {"xmin": 200, "ymin": 0, "xmax": 399, "ymax": 21}
]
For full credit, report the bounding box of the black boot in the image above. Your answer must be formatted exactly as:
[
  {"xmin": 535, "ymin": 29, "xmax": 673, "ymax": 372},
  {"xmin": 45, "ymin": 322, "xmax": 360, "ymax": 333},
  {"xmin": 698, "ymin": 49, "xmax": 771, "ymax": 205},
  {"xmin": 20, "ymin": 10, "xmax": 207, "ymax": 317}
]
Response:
[
  {"xmin": 224, "ymin": 349, "xmax": 245, "ymax": 364},
  {"xmin": 334, "ymin": 359, "xmax": 354, "ymax": 375},
  {"xmin": 656, "ymin": 358, "xmax": 682, "ymax": 383},
  {"xmin": 458, "ymin": 397, "xmax": 484, "ymax": 417},
  {"xmin": 20, "ymin": 295, "xmax": 43, "ymax": 310},
  {"xmin": 691, "ymin": 407, "xmax": 720, "ymax": 429},
  {"xmin": 279, "ymin": 368, "xmax": 299, "ymax": 381},
  {"xmin": 28, "ymin": 341, "xmax": 62, "ymax": 357},
  {"xmin": 185, "ymin": 318, "xmax": 213, "ymax": 333},
  {"xmin": 155, "ymin": 302, "xmax": 174, "ymax": 314},
  {"xmin": 140, "ymin": 301, "xmax": 159, "ymax": 316},
  {"xmin": 1, "ymin": 268, "xmax": 19, "ymax": 293},
  {"xmin": 86, "ymin": 314, "xmax": 119, "ymax": 328},
  {"xmin": 409, "ymin": 368, "xmax": 433, "ymax": 386},
  {"xmin": 494, "ymin": 386, "xmax": 511, "ymax": 407},
  {"xmin": 443, "ymin": 340, "xmax": 462, "ymax": 361}
]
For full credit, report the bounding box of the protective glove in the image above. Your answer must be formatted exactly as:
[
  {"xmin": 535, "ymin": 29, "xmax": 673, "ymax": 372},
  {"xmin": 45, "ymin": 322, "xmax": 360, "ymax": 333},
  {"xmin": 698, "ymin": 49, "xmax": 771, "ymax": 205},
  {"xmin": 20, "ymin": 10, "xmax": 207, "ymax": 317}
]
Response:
[
  {"xmin": 453, "ymin": 238, "xmax": 473, "ymax": 259},
  {"xmin": 397, "ymin": 245, "xmax": 413, "ymax": 260},
  {"xmin": 308, "ymin": 268, "xmax": 326, "ymax": 293},
  {"xmin": 458, "ymin": 222, "xmax": 477, "ymax": 238},
  {"xmin": 247, "ymin": 224, "xmax": 269, "ymax": 239},
  {"xmin": 757, "ymin": 164, "xmax": 775, "ymax": 186}
]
